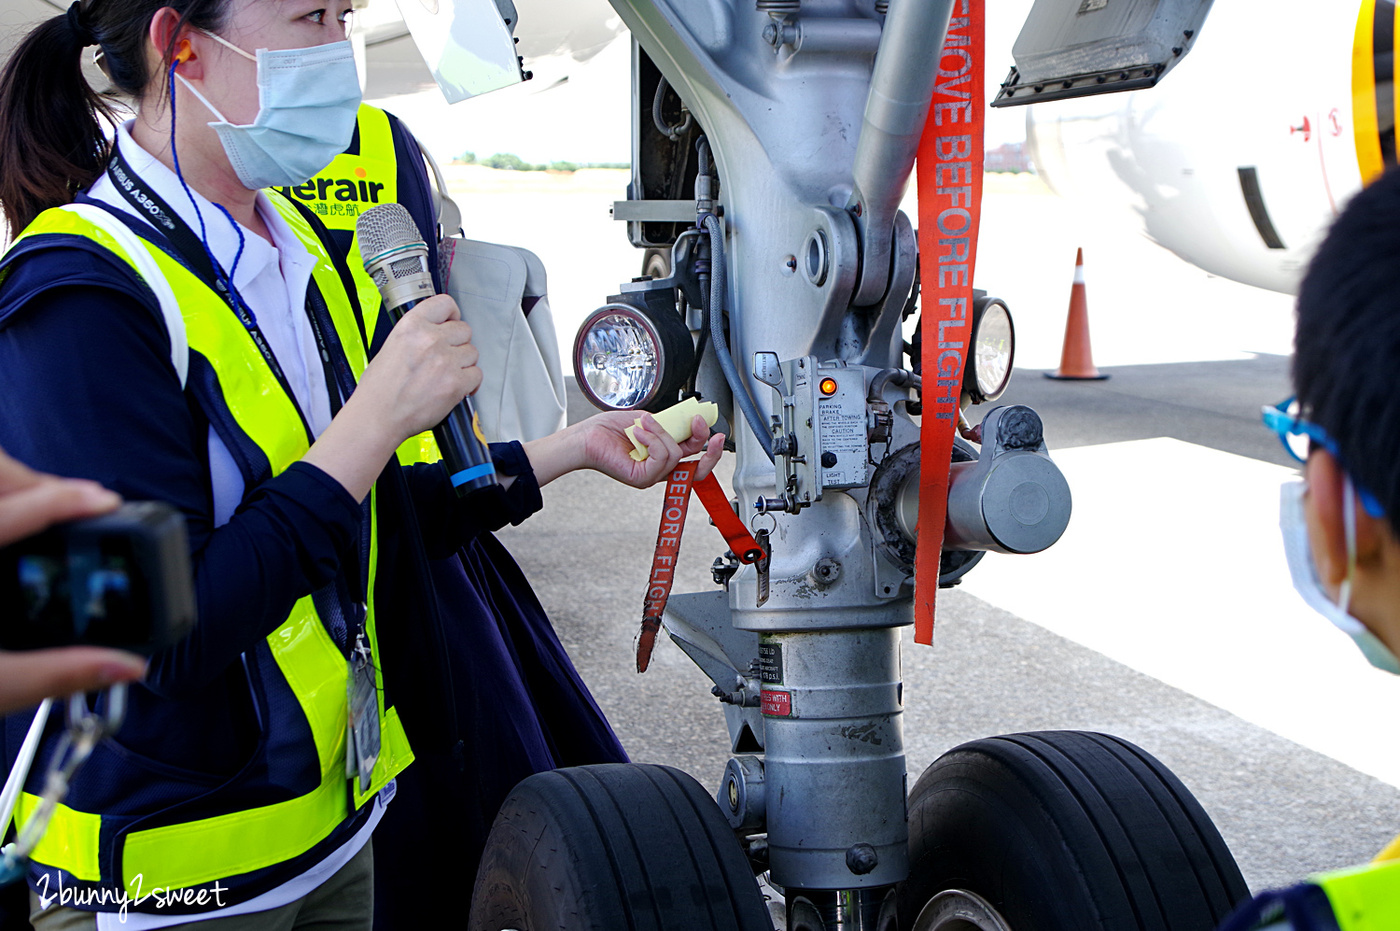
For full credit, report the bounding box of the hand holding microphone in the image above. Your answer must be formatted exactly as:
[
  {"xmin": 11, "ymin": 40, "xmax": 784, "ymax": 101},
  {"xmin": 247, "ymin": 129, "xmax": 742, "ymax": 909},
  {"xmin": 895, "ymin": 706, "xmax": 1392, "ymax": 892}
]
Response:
[
  {"xmin": 361, "ymin": 297, "xmax": 480, "ymax": 428},
  {"xmin": 356, "ymin": 204, "xmax": 497, "ymax": 496}
]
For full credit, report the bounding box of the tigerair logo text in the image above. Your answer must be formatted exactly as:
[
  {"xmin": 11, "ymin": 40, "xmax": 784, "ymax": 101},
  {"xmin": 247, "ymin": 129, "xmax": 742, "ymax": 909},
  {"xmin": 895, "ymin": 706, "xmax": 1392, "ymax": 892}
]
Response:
[{"xmin": 275, "ymin": 166, "xmax": 385, "ymax": 220}]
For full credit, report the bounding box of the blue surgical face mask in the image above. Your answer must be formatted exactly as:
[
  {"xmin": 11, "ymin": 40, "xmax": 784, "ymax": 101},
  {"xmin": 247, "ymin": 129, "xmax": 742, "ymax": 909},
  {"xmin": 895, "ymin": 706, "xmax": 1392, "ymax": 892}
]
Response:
[
  {"xmin": 176, "ymin": 32, "xmax": 361, "ymax": 189},
  {"xmin": 1280, "ymin": 478, "xmax": 1400, "ymax": 674}
]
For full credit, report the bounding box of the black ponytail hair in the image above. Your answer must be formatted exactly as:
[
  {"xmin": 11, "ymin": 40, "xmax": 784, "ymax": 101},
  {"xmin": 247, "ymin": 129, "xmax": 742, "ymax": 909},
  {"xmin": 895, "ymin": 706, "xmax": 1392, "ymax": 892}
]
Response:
[{"xmin": 0, "ymin": 0, "xmax": 227, "ymax": 237}]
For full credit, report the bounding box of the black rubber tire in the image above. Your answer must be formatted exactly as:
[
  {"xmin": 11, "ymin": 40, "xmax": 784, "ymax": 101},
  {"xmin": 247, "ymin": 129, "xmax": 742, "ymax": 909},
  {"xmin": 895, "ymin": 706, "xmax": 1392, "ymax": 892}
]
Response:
[
  {"xmin": 898, "ymin": 731, "xmax": 1249, "ymax": 931},
  {"xmin": 468, "ymin": 763, "xmax": 774, "ymax": 931}
]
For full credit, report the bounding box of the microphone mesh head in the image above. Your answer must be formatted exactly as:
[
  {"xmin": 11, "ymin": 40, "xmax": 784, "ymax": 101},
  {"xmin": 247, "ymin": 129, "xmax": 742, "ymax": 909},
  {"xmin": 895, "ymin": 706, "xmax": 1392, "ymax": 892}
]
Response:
[{"xmin": 356, "ymin": 203, "xmax": 424, "ymax": 269}]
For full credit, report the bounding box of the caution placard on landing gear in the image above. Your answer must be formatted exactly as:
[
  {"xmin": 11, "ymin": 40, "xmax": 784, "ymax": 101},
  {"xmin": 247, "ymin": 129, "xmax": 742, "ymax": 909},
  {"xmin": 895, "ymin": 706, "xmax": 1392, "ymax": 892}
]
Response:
[{"xmin": 760, "ymin": 690, "xmax": 792, "ymax": 717}]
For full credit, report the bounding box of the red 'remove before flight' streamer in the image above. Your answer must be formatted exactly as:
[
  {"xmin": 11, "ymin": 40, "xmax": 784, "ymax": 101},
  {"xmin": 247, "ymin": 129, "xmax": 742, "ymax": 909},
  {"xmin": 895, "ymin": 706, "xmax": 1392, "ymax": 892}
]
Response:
[
  {"xmin": 637, "ymin": 464, "xmax": 765, "ymax": 672},
  {"xmin": 914, "ymin": 0, "xmax": 984, "ymax": 645}
]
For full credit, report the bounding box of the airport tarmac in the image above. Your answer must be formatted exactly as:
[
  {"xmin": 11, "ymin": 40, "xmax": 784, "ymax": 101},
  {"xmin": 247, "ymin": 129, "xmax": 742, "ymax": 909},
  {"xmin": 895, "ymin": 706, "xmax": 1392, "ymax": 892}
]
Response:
[{"xmin": 477, "ymin": 169, "xmax": 1400, "ymax": 895}]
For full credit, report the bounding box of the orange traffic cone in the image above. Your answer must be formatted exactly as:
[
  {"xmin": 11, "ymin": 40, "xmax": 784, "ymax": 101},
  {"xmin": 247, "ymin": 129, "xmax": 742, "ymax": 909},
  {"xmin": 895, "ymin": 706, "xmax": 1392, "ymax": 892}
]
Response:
[{"xmin": 1045, "ymin": 248, "xmax": 1109, "ymax": 380}]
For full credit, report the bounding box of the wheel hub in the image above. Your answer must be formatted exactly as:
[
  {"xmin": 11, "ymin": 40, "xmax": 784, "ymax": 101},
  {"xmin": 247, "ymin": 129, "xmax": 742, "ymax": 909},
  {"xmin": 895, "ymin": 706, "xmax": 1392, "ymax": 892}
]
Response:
[{"xmin": 910, "ymin": 890, "xmax": 1013, "ymax": 931}]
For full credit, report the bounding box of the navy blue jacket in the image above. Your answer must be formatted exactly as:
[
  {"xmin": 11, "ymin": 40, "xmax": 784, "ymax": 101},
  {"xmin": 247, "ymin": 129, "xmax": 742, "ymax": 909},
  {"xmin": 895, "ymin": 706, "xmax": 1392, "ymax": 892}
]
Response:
[
  {"xmin": 0, "ymin": 221, "xmax": 547, "ymax": 907},
  {"xmin": 0, "ymin": 110, "xmax": 627, "ymax": 926}
]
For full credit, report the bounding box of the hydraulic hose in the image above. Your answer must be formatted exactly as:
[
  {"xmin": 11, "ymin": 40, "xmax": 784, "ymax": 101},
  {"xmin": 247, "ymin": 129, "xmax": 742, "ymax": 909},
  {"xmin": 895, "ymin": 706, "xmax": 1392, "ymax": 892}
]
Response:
[
  {"xmin": 652, "ymin": 77, "xmax": 694, "ymax": 142},
  {"xmin": 869, "ymin": 367, "xmax": 921, "ymax": 400},
  {"xmin": 704, "ymin": 212, "xmax": 775, "ymax": 461}
]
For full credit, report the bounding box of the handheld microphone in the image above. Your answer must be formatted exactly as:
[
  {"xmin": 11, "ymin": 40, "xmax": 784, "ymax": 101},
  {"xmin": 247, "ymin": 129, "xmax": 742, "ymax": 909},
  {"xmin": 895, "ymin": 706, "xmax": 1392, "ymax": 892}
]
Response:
[{"xmin": 356, "ymin": 203, "xmax": 496, "ymax": 497}]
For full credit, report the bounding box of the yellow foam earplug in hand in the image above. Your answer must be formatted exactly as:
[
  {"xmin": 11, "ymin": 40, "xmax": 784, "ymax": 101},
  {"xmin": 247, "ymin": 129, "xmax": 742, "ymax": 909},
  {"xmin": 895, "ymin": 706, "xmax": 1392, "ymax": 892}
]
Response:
[{"xmin": 625, "ymin": 397, "xmax": 720, "ymax": 461}]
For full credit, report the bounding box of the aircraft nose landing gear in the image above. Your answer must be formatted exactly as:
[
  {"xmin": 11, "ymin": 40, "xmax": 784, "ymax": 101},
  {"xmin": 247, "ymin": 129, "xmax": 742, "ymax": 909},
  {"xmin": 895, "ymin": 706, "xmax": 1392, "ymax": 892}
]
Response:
[{"xmin": 468, "ymin": 733, "xmax": 1248, "ymax": 931}]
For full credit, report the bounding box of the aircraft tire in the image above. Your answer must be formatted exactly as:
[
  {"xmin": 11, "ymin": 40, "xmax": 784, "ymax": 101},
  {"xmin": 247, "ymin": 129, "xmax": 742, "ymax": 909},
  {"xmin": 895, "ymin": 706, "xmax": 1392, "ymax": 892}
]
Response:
[
  {"xmin": 468, "ymin": 762, "xmax": 773, "ymax": 931},
  {"xmin": 898, "ymin": 730, "xmax": 1248, "ymax": 931},
  {"xmin": 643, "ymin": 247, "xmax": 671, "ymax": 280}
]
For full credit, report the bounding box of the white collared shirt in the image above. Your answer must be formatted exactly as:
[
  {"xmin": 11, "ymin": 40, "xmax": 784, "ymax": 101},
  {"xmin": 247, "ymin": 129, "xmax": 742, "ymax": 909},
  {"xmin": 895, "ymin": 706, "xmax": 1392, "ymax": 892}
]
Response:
[{"xmin": 89, "ymin": 122, "xmax": 333, "ymax": 525}]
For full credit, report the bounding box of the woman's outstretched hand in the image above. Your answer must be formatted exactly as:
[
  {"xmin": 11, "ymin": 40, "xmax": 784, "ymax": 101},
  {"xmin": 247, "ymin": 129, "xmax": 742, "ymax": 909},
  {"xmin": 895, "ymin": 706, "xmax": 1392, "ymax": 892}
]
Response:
[
  {"xmin": 521, "ymin": 411, "xmax": 725, "ymax": 490},
  {"xmin": 583, "ymin": 412, "xmax": 725, "ymax": 487}
]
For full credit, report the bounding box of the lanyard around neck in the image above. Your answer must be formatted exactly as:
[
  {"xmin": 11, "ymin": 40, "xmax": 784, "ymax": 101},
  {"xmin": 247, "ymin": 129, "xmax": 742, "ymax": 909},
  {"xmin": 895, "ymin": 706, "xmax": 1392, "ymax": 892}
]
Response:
[
  {"xmin": 104, "ymin": 148, "xmax": 343, "ymax": 443},
  {"xmin": 103, "ymin": 149, "xmax": 373, "ymax": 640}
]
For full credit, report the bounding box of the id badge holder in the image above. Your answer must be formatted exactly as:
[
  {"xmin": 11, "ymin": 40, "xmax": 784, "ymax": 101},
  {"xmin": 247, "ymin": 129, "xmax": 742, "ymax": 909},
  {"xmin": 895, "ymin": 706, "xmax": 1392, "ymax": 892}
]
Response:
[{"xmin": 346, "ymin": 630, "xmax": 381, "ymax": 793}]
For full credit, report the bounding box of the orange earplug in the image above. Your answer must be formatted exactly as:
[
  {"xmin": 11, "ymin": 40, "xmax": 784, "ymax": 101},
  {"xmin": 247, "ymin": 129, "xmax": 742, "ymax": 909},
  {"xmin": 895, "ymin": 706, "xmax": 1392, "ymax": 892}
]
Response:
[{"xmin": 174, "ymin": 39, "xmax": 192, "ymax": 63}]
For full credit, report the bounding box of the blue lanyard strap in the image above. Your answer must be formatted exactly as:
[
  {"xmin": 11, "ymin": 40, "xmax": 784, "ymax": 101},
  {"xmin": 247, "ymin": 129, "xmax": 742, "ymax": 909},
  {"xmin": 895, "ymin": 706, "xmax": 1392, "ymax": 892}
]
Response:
[{"xmin": 104, "ymin": 147, "xmax": 339, "ymax": 446}]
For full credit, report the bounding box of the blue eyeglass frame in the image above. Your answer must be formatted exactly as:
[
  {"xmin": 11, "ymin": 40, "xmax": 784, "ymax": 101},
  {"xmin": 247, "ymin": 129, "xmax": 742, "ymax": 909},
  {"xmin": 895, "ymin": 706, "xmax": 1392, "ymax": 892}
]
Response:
[{"xmin": 1261, "ymin": 397, "xmax": 1386, "ymax": 518}]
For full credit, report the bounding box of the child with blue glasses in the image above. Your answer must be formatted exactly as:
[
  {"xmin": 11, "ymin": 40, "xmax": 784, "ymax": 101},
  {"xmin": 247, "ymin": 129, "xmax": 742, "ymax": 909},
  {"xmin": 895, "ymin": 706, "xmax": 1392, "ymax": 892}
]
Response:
[{"xmin": 1224, "ymin": 168, "xmax": 1400, "ymax": 930}]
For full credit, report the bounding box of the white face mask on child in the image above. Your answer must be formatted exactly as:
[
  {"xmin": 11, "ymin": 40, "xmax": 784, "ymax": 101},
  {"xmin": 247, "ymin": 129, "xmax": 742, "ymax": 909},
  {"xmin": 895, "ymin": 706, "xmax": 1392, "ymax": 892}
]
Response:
[
  {"xmin": 1280, "ymin": 479, "xmax": 1400, "ymax": 674},
  {"xmin": 176, "ymin": 31, "xmax": 361, "ymax": 189}
]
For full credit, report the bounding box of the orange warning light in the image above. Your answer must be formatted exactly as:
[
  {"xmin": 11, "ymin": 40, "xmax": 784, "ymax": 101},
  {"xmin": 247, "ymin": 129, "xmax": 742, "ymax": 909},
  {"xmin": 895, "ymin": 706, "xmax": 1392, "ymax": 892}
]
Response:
[{"xmin": 818, "ymin": 377, "xmax": 838, "ymax": 396}]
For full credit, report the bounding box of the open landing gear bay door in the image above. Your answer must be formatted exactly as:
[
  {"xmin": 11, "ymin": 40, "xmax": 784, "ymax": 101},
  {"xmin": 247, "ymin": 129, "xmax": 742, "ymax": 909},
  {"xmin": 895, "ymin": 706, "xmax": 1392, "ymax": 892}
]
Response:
[{"xmin": 993, "ymin": 0, "xmax": 1215, "ymax": 107}]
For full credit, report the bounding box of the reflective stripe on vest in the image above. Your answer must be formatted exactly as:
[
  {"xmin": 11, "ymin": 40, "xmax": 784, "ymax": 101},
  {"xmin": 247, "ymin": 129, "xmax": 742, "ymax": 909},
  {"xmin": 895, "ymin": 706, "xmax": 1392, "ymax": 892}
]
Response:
[
  {"xmin": 1314, "ymin": 858, "xmax": 1400, "ymax": 930},
  {"xmin": 397, "ymin": 432, "xmax": 443, "ymax": 466},
  {"xmin": 7, "ymin": 198, "xmax": 413, "ymax": 895}
]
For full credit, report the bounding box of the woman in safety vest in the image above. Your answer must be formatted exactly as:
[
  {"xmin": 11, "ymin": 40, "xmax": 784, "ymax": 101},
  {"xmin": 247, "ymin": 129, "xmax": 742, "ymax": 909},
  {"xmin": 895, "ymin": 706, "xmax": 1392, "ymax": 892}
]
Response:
[{"xmin": 0, "ymin": 1, "xmax": 721, "ymax": 928}]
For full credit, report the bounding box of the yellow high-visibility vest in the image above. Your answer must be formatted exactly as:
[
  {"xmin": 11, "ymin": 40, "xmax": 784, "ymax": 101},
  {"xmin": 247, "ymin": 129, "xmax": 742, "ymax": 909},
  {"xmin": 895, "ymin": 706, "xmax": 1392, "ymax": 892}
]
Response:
[
  {"xmin": 280, "ymin": 104, "xmax": 441, "ymax": 466},
  {"xmin": 1312, "ymin": 857, "xmax": 1400, "ymax": 930},
  {"xmin": 5, "ymin": 193, "xmax": 413, "ymax": 899}
]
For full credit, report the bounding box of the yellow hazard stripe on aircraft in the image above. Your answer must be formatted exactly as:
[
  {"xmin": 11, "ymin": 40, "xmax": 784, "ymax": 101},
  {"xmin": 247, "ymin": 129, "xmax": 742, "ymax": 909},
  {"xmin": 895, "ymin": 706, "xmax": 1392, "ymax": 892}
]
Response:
[
  {"xmin": 1373, "ymin": 832, "xmax": 1400, "ymax": 863},
  {"xmin": 1355, "ymin": 0, "xmax": 1396, "ymax": 184}
]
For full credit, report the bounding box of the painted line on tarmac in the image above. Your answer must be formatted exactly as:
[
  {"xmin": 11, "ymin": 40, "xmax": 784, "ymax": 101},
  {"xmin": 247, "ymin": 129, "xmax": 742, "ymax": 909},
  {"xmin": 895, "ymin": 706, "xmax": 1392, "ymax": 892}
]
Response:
[{"xmin": 958, "ymin": 437, "xmax": 1400, "ymax": 788}]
